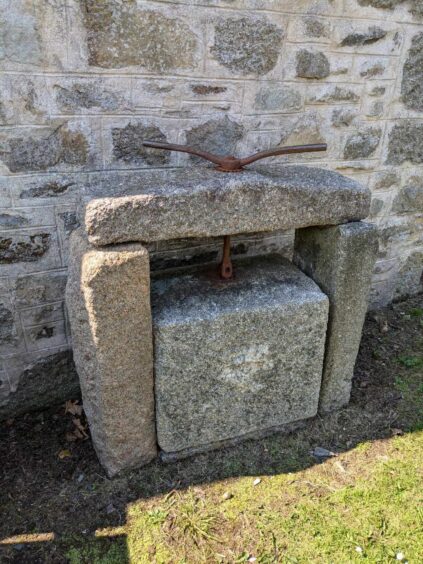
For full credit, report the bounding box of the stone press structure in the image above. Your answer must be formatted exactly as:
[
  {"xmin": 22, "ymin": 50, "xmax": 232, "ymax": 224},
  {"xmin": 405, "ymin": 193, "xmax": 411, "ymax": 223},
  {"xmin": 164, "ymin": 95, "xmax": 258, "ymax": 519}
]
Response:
[
  {"xmin": 67, "ymin": 166, "xmax": 377, "ymax": 475},
  {"xmin": 0, "ymin": 1, "xmax": 422, "ymax": 420}
]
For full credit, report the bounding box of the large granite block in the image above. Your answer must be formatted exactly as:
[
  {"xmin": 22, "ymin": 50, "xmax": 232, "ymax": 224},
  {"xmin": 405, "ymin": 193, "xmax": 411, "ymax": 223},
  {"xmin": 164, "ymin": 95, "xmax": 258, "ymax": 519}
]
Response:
[
  {"xmin": 83, "ymin": 166, "xmax": 370, "ymax": 246},
  {"xmin": 66, "ymin": 229, "xmax": 157, "ymax": 477},
  {"xmin": 294, "ymin": 222, "xmax": 378, "ymax": 413},
  {"xmin": 152, "ymin": 256, "xmax": 329, "ymax": 457}
]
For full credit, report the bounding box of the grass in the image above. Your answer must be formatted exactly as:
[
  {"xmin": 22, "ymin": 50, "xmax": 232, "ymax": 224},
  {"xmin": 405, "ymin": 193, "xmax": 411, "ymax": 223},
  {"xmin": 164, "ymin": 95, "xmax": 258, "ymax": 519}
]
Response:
[
  {"xmin": 62, "ymin": 431, "xmax": 423, "ymax": 564},
  {"xmin": 123, "ymin": 433, "xmax": 423, "ymax": 563}
]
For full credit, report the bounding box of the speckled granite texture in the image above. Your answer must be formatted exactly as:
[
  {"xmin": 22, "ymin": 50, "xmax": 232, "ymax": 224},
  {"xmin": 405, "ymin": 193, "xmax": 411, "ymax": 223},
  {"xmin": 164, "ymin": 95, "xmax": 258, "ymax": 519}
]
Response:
[
  {"xmin": 152, "ymin": 256, "xmax": 329, "ymax": 457},
  {"xmin": 66, "ymin": 229, "xmax": 156, "ymax": 477},
  {"xmin": 294, "ymin": 222, "xmax": 378, "ymax": 413},
  {"xmin": 84, "ymin": 166, "xmax": 370, "ymax": 246}
]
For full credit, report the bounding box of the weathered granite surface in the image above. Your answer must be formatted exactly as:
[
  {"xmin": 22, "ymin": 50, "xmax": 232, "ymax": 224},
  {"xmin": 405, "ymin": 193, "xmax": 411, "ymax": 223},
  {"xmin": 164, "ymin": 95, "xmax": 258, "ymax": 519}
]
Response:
[
  {"xmin": 66, "ymin": 229, "xmax": 156, "ymax": 476},
  {"xmin": 294, "ymin": 222, "xmax": 378, "ymax": 413},
  {"xmin": 2, "ymin": 0, "xmax": 423, "ymax": 420},
  {"xmin": 152, "ymin": 256, "xmax": 329, "ymax": 456},
  {"xmin": 84, "ymin": 166, "xmax": 370, "ymax": 246}
]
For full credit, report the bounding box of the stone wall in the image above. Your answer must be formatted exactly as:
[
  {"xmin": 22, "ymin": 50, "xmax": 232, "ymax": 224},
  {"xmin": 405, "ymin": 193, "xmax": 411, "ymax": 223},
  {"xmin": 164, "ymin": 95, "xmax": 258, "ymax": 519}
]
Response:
[{"xmin": 1, "ymin": 0, "xmax": 422, "ymax": 418}]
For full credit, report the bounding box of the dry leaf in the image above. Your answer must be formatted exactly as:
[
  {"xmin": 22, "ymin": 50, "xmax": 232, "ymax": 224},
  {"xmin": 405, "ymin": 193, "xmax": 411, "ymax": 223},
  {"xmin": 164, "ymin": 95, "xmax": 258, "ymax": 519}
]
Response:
[
  {"xmin": 58, "ymin": 449, "xmax": 72, "ymax": 459},
  {"xmin": 65, "ymin": 400, "xmax": 83, "ymax": 416},
  {"xmin": 72, "ymin": 417, "xmax": 88, "ymax": 439}
]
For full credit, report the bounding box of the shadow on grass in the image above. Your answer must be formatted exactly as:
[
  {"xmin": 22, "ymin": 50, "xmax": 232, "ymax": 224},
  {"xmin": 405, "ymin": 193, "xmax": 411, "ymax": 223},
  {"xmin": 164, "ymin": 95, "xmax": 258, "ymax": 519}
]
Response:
[{"xmin": 0, "ymin": 296, "xmax": 422, "ymax": 562}]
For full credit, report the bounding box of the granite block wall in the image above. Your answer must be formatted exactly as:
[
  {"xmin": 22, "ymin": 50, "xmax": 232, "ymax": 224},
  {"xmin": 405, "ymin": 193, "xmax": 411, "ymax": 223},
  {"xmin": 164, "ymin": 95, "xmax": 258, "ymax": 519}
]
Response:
[{"xmin": 0, "ymin": 0, "xmax": 422, "ymax": 417}]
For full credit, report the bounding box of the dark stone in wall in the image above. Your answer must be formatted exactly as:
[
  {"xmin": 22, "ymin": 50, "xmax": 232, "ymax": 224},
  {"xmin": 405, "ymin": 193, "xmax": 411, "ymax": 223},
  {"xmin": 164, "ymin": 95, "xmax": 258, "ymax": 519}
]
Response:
[
  {"xmin": 82, "ymin": 1, "xmax": 197, "ymax": 71},
  {"xmin": 211, "ymin": 17, "xmax": 284, "ymax": 75},
  {"xmin": 374, "ymin": 171, "xmax": 399, "ymax": 190},
  {"xmin": 358, "ymin": 0, "xmax": 423, "ymax": 18},
  {"xmin": 392, "ymin": 178, "xmax": 423, "ymax": 213},
  {"xmin": 0, "ymin": 305, "xmax": 16, "ymax": 344},
  {"xmin": 359, "ymin": 0, "xmax": 402, "ymax": 6},
  {"xmin": 0, "ymin": 213, "xmax": 29, "ymax": 229},
  {"xmin": 55, "ymin": 83, "xmax": 120, "ymax": 111},
  {"xmin": 331, "ymin": 108, "xmax": 356, "ymax": 127},
  {"xmin": 3, "ymin": 126, "xmax": 88, "ymax": 173},
  {"xmin": 344, "ymin": 128, "xmax": 381, "ymax": 159},
  {"xmin": 255, "ymin": 86, "xmax": 302, "ymax": 111},
  {"xmin": 0, "ymin": 234, "xmax": 51, "ymax": 264},
  {"xmin": 394, "ymin": 251, "xmax": 423, "ymax": 300},
  {"xmin": 401, "ymin": 32, "xmax": 423, "ymax": 112},
  {"xmin": 0, "ymin": 351, "xmax": 80, "ymax": 420},
  {"xmin": 296, "ymin": 50, "xmax": 330, "ymax": 79},
  {"xmin": 191, "ymin": 85, "xmax": 227, "ymax": 95},
  {"xmin": 340, "ymin": 26, "xmax": 387, "ymax": 46},
  {"xmin": 387, "ymin": 121, "xmax": 423, "ymax": 164},
  {"xmin": 20, "ymin": 181, "xmax": 75, "ymax": 199},
  {"xmin": 112, "ymin": 123, "xmax": 170, "ymax": 165},
  {"xmin": 303, "ymin": 17, "xmax": 328, "ymax": 39},
  {"xmin": 185, "ymin": 116, "xmax": 244, "ymax": 162},
  {"xmin": 15, "ymin": 271, "xmax": 67, "ymax": 308},
  {"xmin": 59, "ymin": 211, "xmax": 80, "ymax": 236}
]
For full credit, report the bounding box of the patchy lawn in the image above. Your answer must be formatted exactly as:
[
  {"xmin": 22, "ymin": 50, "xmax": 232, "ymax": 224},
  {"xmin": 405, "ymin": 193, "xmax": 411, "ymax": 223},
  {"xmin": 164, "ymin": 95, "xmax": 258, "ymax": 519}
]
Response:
[{"xmin": 1, "ymin": 296, "xmax": 422, "ymax": 563}]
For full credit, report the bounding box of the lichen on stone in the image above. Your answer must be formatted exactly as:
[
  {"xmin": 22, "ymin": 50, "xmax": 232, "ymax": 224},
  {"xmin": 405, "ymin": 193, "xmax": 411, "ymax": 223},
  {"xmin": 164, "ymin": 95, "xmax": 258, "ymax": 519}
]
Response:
[
  {"xmin": 401, "ymin": 32, "xmax": 423, "ymax": 112},
  {"xmin": 112, "ymin": 123, "xmax": 169, "ymax": 165},
  {"xmin": 211, "ymin": 17, "xmax": 284, "ymax": 75},
  {"xmin": 82, "ymin": 1, "xmax": 197, "ymax": 71},
  {"xmin": 296, "ymin": 50, "xmax": 330, "ymax": 79}
]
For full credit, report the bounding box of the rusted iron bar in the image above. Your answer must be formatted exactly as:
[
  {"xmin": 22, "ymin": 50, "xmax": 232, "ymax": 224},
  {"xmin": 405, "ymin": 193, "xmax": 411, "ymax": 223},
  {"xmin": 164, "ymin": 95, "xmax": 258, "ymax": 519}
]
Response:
[{"xmin": 143, "ymin": 141, "xmax": 327, "ymax": 172}]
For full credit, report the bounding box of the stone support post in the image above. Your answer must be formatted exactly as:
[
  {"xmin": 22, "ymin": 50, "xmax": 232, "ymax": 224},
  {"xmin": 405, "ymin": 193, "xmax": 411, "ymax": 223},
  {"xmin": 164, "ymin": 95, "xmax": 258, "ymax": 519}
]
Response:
[
  {"xmin": 294, "ymin": 222, "xmax": 378, "ymax": 413},
  {"xmin": 66, "ymin": 229, "xmax": 157, "ymax": 476}
]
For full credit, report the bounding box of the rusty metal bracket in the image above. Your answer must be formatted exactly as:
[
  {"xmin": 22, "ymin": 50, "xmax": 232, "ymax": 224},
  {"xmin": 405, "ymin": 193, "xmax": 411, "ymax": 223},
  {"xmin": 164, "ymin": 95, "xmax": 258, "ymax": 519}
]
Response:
[
  {"xmin": 220, "ymin": 235, "xmax": 233, "ymax": 280},
  {"xmin": 143, "ymin": 140, "xmax": 327, "ymax": 172}
]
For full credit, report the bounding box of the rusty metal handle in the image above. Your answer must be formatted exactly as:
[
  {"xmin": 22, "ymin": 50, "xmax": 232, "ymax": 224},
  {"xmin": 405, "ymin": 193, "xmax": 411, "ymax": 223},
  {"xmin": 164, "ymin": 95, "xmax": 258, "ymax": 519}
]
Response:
[
  {"xmin": 143, "ymin": 140, "xmax": 327, "ymax": 172},
  {"xmin": 239, "ymin": 143, "xmax": 327, "ymax": 167},
  {"xmin": 143, "ymin": 141, "xmax": 225, "ymax": 167}
]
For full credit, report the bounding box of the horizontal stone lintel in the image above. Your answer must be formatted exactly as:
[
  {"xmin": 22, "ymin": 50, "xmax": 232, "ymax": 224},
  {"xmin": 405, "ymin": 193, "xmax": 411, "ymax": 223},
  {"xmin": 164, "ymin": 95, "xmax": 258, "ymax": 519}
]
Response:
[{"xmin": 83, "ymin": 166, "xmax": 370, "ymax": 246}]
